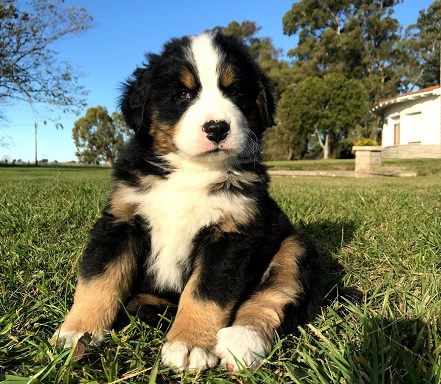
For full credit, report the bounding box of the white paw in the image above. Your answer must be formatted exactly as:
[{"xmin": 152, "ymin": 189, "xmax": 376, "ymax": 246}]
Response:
[
  {"xmin": 215, "ymin": 325, "xmax": 268, "ymax": 372},
  {"xmin": 161, "ymin": 341, "xmax": 217, "ymax": 371},
  {"xmin": 188, "ymin": 346, "xmax": 218, "ymax": 370},
  {"xmin": 161, "ymin": 341, "xmax": 190, "ymax": 371},
  {"xmin": 50, "ymin": 328, "xmax": 105, "ymax": 348}
]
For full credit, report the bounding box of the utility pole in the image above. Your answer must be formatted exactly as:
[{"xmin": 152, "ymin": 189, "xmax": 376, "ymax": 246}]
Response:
[{"xmin": 34, "ymin": 122, "xmax": 38, "ymax": 166}]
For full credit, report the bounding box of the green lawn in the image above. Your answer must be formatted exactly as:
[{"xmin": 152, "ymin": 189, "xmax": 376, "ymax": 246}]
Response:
[
  {"xmin": 1, "ymin": 166, "xmax": 440, "ymax": 383},
  {"xmin": 266, "ymin": 157, "xmax": 441, "ymax": 176}
]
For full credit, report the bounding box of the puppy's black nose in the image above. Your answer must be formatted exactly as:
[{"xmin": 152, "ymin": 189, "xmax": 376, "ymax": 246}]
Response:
[{"xmin": 202, "ymin": 120, "xmax": 230, "ymax": 144}]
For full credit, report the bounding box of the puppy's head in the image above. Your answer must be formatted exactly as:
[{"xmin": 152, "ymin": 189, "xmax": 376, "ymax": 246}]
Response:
[{"xmin": 120, "ymin": 32, "xmax": 275, "ymax": 162}]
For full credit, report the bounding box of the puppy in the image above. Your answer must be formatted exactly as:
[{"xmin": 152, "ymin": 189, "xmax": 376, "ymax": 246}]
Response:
[{"xmin": 51, "ymin": 31, "xmax": 322, "ymax": 372}]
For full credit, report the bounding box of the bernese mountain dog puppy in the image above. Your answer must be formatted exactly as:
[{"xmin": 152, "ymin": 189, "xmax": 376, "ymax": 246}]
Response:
[{"xmin": 51, "ymin": 31, "xmax": 322, "ymax": 372}]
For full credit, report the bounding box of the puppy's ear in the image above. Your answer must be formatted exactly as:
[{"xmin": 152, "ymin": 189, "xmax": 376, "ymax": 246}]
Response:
[
  {"xmin": 120, "ymin": 67, "xmax": 151, "ymax": 133},
  {"xmin": 257, "ymin": 75, "xmax": 276, "ymax": 128}
]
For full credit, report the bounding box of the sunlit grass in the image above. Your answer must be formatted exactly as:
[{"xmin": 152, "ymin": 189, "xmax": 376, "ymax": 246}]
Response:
[
  {"xmin": 266, "ymin": 157, "xmax": 441, "ymax": 176},
  {"xmin": 1, "ymin": 167, "xmax": 440, "ymax": 383}
]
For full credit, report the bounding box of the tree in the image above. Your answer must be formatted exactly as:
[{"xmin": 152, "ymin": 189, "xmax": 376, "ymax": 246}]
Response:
[
  {"xmin": 264, "ymin": 87, "xmax": 310, "ymax": 160},
  {"xmin": 0, "ymin": 0, "xmax": 93, "ymax": 123},
  {"xmin": 405, "ymin": 0, "xmax": 441, "ymax": 89},
  {"xmin": 262, "ymin": 123, "xmax": 305, "ymax": 161},
  {"xmin": 282, "ymin": 0, "xmax": 405, "ymax": 102},
  {"xmin": 280, "ymin": 74, "xmax": 370, "ymax": 159},
  {"xmin": 72, "ymin": 106, "xmax": 132, "ymax": 164}
]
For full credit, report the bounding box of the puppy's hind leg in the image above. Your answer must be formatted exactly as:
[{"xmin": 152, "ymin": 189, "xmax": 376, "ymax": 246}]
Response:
[{"xmin": 215, "ymin": 235, "xmax": 322, "ymax": 372}]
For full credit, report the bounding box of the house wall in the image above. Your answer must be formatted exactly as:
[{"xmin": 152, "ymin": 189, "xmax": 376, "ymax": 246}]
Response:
[{"xmin": 381, "ymin": 95, "xmax": 441, "ymax": 147}]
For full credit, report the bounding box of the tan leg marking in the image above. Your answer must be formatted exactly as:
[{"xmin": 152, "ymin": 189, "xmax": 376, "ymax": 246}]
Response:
[
  {"xmin": 166, "ymin": 269, "xmax": 233, "ymax": 349},
  {"xmin": 61, "ymin": 254, "xmax": 135, "ymax": 333},
  {"xmin": 233, "ymin": 237, "xmax": 305, "ymax": 348}
]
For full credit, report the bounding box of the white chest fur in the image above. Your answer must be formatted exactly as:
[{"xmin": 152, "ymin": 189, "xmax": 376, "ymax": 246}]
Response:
[{"xmin": 136, "ymin": 160, "xmax": 253, "ymax": 293}]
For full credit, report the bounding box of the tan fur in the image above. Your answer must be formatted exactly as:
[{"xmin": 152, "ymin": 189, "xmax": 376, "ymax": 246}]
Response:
[
  {"xmin": 60, "ymin": 255, "xmax": 135, "ymax": 333},
  {"xmin": 180, "ymin": 69, "xmax": 197, "ymax": 90},
  {"xmin": 166, "ymin": 268, "xmax": 232, "ymax": 348},
  {"xmin": 128, "ymin": 293, "xmax": 177, "ymax": 308},
  {"xmin": 256, "ymin": 82, "xmax": 273, "ymax": 128},
  {"xmin": 218, "ymin": 200, "xmax": 257, "ymax": 233},
  {"xmin": 220, "ymin": 65, "xmax": 236, "ymax": 88},
  {"xmin": 150, "ymin": 119, "xmax": 178, "ymax": 154},
  {"xmin": 209, "ymin": 171, "xmax": 259, "ymax": 233},
  {"xmin": 233, "ymin": 237, "xmax": 304, "ymax": 346},
  {"xmin": 108, "ymin": 185, "xmax": 139, "ymax": 223},
  {"xmin": 136, "ymin": 173, "xmax": 161, "ymax": 191},
  {"xmin": 217, "ymin": 210, "xmax": 249, "ymax": 233}
]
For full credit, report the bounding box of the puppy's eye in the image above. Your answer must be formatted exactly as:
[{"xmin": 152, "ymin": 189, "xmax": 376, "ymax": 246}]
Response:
[
  {"xmin": 225, "ymin": 86, "xmax": 241, "ymax": 97},
  {"xmin": 177, "ymin": 89, "xmax": 192, "ymax": 100}
]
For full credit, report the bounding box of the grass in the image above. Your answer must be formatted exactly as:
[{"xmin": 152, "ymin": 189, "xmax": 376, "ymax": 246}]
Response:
[
  {"xmin": 266, "ymin": 157, "xmax": 441, "ymax": 176},
  {"xmin": 266, "ymin": 159, "xmax": 356, "ymax": 172},
  {"xmin": 1, "ymin": 164, "xmax": 441, "ymax": 383}
]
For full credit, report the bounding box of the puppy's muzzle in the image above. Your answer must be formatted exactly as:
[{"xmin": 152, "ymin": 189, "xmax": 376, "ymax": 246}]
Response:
[{"xmin": 202, "ymin": 120, "xmax": 230, "ymax": 144}]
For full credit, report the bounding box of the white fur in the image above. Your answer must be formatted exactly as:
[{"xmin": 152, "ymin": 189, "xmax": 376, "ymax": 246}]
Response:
[
  {"xmin": 161, "ymin": 341, "xmax": 190, "ymax": 371},
  {"xmin": 188, "ymin": 346, "xmax": 218, "ymax": 370},
  {"xmin": 161, "ymin": 341, "xmax": 218, "ymax": 371},
  {"xmin": 50, "ymin": 328, "xmax": 105, "ymax": 348},
  {"xmin": 120, "ymin": 156, "xmax": 253, "ymax": 293},
  {"xmin": 215, "ymin": 325, "xmax": 268, "ymax": 372},
  {"xmin": 174, "ymin": 33, "xmax": 247, "ymax": 159}
]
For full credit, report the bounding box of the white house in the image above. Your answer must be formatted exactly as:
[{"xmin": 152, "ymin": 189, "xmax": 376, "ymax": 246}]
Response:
[{"xmin": 371, "ymin": 85, "xmax": 441, "ymax": 158}]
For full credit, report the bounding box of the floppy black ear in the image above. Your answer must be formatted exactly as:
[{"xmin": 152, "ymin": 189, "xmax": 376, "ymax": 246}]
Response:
[
  {"xmin": 120, "ymin": 67, "xmax": 151, "ymax": 133},
  {"xmin": 257, "ymin": 75, "xmax": 276, "ymax": 128}
]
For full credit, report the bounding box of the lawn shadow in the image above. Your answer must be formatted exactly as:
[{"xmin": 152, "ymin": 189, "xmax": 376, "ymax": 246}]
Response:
[
  {"xmin": 347, "ymin": 314, "xmax": 437, "ymax": 383},
  {"xmin": 302, "ymin": 219, "xmax": 363, "ymax": 304}
]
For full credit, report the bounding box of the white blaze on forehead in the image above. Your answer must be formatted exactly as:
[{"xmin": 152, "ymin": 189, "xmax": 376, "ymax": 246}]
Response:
[{"xmin": 190, "ymin": 33, "xmax": 222, "ymax": 94}]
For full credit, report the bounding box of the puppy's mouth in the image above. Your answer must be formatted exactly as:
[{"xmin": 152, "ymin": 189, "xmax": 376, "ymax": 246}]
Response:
[
  {"xmin": 199, "ymin": 146, "xmax": 236, "ymax": 159},
  {"xmin": 204, "ymin": 147, "xmax": 233, "ymax": 155}
]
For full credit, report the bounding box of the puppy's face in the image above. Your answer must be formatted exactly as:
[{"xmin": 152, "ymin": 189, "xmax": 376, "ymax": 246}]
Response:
[{"xmin": 121, "ymin": 32, "xmax": 275, "ymax": 162}]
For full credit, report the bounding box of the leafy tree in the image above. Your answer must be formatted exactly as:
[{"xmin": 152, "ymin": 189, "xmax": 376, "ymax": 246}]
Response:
[
  {"xmin": 0, "ymin": 0, "xmax": 93, "ymax": 123},
  {"xmin": 262, "ymin": 123, "xmax": 305, "ymax": 161},
  {"xmin": 405, "ymin": 0, "xmax": 441, "ymax": 89},
  {"xmin": 282, "ymin": 0, "xmax": 405, "ymax": 102},
  {"xmin": 72, "ymin": 106, "xmax": 132, "ymax": 165},
  {"xmin": 264, "ymin": 88, "xmax": 310, "ymax": 160},
  {"xmin": 279, "ymin": 74, "xmax": 370, "ymax": 159}
]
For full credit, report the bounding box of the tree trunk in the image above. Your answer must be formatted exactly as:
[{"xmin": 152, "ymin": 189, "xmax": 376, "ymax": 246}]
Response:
[
  {"xmin": 316, "ymin": 131, "xmax": 330, "ymax": 159},
  {"xmin": 323, "ymin": 133, "xmax": 330, "ymax": 159}
]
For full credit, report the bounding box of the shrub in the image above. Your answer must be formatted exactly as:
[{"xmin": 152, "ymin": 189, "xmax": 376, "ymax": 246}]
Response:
[
  {"xmin": 352, "ymin": 138, "xmax": 379, "ymax": 154},
  {"xmin": 353, "ymin": 138, "xmax": 379, "ymax": 147}
]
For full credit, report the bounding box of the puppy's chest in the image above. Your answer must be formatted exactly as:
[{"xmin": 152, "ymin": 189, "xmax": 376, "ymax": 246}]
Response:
[{"xmin": 137, "ymin": 171, "xmax": 253, "ymax": 292}]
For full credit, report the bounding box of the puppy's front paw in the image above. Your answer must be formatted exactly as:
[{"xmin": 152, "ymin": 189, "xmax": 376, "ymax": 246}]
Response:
[
  {"xmin": 188, "ymin": 346, "xmax": 219, "ymax": 370},
  {"xmin": 161, "ymin": 341, "xmax": 218, "ymax": 371},
  {"xmin": 50, "ymin": 327, "xmax": 105, "ymax": 348},
  {"xmin": 215, "ymin": 325, "xmax": 268, "ymax": 372}
]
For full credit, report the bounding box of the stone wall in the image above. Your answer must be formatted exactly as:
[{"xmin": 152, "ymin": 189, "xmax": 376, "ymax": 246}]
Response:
[
  {"xmin": 382, "ymin": 144, "xmax": 441, "ymax": 159},
  {"xmin": 353, "ymin": 146, "xmax": 382, "ymax": 176}
]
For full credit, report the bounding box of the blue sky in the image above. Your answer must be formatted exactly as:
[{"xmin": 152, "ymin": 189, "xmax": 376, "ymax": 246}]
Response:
[{"xmin": 0, "ymin": 0, "xmax": 435, "ymax": 163}]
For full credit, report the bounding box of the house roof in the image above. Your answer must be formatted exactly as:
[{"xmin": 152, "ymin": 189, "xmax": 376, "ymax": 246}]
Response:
[{"xmin": 371, "ymin": 84, "xmax": 441, "ymax": 115}]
